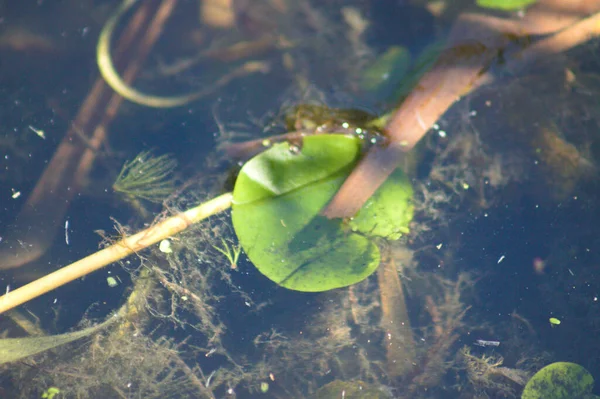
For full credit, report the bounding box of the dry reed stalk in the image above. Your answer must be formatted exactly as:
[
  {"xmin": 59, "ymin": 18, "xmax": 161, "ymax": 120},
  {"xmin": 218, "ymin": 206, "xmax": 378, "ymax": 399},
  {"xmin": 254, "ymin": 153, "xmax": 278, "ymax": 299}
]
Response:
[{"xmin": 0, "ymin": 193, "xmax": 233, "ymax": 314}]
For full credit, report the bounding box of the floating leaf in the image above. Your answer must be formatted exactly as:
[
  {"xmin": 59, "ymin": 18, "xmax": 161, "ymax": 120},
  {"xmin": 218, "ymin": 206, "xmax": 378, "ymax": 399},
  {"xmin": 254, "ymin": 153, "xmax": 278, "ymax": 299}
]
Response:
[
  {"xmin": 232, "ymin": 135, "xmax": 413, "ymax": 292},
  {"xmin": 549, "ymin": 317, "xmax": 561, "ymax": 326},
  {"xmin": 477, "ymin": 0, "xmax": 538, "ymax": 11}
]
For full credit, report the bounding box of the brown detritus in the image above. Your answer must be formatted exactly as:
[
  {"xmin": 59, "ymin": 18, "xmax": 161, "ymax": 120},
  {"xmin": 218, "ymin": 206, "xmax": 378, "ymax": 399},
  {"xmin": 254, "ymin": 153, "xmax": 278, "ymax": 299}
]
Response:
[
  {"xmin": 510, "ymin": 311, "xmax": 537, "ymax": 338},
  {"xmin": 377, "ymin": 246, "xmax": 416, "ymax": 378},
  {"xmin": 530, "ymin": 124, "xmax": 594, "ymax": 200},
  {"xmin": 425, "ymin": 295, "xmax": 444, "ymax": 339},
  {"xmin": 407, "ymin": 274, "xmax": 471, "ymax": 393},
  {"xmin": 458, "ymin": 346, "xmax": 530, "ymax": 397}
]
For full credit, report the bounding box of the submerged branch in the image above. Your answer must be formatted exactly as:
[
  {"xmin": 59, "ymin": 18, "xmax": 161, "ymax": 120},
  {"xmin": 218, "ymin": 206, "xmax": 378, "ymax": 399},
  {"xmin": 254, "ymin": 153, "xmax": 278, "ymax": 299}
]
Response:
[{"xmin": 322, "ymin": 4, "xmax": 600, "ymax": 219}]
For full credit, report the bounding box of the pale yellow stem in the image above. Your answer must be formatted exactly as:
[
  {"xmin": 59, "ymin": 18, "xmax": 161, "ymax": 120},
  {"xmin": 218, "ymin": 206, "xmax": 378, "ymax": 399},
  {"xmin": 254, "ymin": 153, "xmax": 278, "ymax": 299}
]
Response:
[{"xmin": 0, "ymin": 193, "xmax": 233, "ymax": 314}]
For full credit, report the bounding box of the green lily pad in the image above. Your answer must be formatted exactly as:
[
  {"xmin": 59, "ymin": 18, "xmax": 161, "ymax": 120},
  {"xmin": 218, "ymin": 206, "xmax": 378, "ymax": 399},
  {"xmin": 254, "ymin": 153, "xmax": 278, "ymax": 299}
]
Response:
[
  {"xmin": 522, "ymin": 362, "xmax": 597, "ymax": 399},
  {"xmin": 231, "ymin": 134, "xmax": 413, "ymax": 292},
  {"xmin": 349, "ymin": 166, "xmax": 413, "ymax": 241},
  {"xmin": 477, "ymin": 0, "xmax": 538, "ymax": 11}
]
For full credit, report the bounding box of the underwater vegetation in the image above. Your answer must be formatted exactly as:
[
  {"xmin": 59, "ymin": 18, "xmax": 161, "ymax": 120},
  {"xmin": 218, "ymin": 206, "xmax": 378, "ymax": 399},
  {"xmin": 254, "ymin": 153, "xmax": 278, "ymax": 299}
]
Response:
[
  {"xmin": 231, "ymin": 134, "xmax": 414, "ymax": 291},
  {"xmin": 113, "ymin": 150, "xmax": 178, "ymax": 214},
  {"xmin": 522, "ymin": 362, "xmax": 598, "ymax": 399},
  {"xmin": 3, "ymin": 1, "xmax": 600, "ymax": 399}
]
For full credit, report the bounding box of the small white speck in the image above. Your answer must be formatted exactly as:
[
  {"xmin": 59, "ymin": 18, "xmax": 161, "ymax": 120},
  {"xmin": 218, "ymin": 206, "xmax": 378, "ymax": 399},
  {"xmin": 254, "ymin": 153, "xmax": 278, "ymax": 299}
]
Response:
[
  {"xmin": 28, "ymin": 125, "xmax": 46, "ymax": 139},
  {"xmin": 65, "ymin": 219, "xmax": 70, "ymax": 245},
  {"xmin": 206, "ymin": 348, "xmax": 217, "ymax": 357},
  {"xmin": 497, "ymin": 255, "xmax": 505, "ymax": 264},
  {"xmin": 159, "ymin": 239, "xmax": 173, "ymax": 253}
]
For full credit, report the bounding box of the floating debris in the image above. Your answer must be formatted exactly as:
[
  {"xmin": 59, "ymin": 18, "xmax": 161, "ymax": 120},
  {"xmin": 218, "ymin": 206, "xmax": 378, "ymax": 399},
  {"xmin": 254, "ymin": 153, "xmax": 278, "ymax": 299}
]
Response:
[
  {"xmin": 106, "ymin": 277, "xmax": 119, "ymax": 288},
  {"xmin": 474, "ymin": 339, "xmax": 500, "ymax": 347},
  {"xmin": 28, "ymin": 125, "xmax": 46, "ymax": 139},
  {"xmin": 159, "ymin": 239, "xmax": 173, "ymax": 254}
]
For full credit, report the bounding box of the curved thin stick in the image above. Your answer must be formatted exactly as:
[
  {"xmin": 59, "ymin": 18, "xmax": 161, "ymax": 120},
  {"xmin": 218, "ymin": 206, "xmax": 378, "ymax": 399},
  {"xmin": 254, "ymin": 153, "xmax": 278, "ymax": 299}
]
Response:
[{"xmin": 97, "ymin": 0, "xmax": 269, "ymax": 107}]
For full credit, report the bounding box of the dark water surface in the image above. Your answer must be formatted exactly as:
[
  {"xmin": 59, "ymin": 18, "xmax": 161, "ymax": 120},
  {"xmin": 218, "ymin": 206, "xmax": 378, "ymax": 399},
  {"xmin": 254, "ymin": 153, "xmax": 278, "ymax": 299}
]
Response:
[{"xmin": 1, "ymin": 1, "xmax": 599, "ymax": 398}]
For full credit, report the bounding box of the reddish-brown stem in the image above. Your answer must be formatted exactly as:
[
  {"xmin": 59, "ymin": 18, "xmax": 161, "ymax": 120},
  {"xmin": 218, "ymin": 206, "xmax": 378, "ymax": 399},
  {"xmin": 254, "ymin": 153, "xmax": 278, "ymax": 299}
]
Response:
[{"xmin": 322, "ymin": 1, "xmax": 600, "ymax": 219}]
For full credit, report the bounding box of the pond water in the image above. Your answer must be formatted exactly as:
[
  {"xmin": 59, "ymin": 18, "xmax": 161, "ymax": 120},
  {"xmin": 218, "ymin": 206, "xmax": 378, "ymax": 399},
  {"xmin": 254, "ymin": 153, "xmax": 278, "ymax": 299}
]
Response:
[{"xmin": 0, "ymin": 1, "xmax": 599, "ymax": 398}]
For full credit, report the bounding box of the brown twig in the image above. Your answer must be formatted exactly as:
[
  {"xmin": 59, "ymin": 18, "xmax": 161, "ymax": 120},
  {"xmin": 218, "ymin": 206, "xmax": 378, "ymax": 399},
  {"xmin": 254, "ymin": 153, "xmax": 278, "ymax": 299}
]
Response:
[
  {"xmin": 425, "ymin": 295, "xmax": 443, "ymax": 339},
  {"xmin": 377, "ymin": 250, "xmax": 416, "ymax": 378},
  {"xmin": 322, "ymin": 1, "xmax": 600, "ymax": 219}
]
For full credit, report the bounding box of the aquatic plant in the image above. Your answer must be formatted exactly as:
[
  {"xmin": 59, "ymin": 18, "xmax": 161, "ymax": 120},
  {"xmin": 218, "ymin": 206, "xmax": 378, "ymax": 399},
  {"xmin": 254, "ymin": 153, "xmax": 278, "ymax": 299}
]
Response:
[
  {"xmin": 458, "ymin": 345, "xmax": 529, "ymax": 397},
  {"xmin": 231, "ymin": 134, "xmax": 414, "ymax": 292},
  {"xmin": 521, "ymin": 362, "xmax": 598, "ymax": 399},
  {"xmin": 113, "ymin": 151, "xmax": 177, "ymax": 203}
]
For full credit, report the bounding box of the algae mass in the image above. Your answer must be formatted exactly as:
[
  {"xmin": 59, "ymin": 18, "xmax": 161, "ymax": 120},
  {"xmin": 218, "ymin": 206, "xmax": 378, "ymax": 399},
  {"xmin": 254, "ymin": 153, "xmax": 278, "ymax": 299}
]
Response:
[{"xmin": 521, "ymin": 362, "xmax": 598, "ymax": 399}]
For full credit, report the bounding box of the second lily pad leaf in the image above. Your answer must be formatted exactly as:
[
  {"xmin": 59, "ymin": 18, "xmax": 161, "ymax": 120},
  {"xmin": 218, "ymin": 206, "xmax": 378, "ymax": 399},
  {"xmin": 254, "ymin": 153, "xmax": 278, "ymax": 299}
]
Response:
[{"xmin": 232, "ymin": 134, "xmax": 413, "ymax": 292}]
